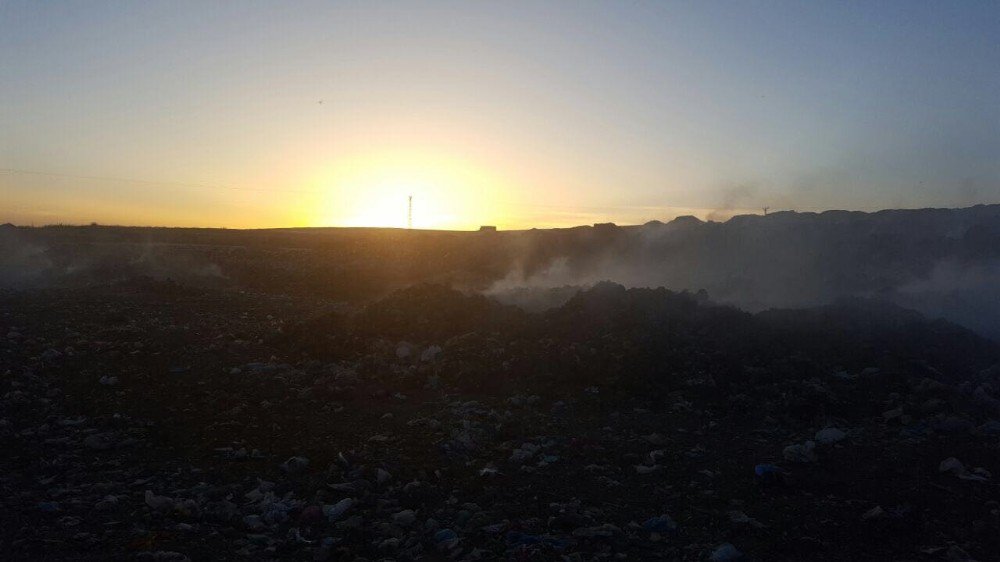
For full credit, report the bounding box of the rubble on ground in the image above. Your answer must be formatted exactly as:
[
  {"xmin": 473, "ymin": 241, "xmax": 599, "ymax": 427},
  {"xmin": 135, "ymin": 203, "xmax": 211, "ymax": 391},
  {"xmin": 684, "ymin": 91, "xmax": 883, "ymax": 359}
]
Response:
[{"xmin": 2, "ymin": 281, "xmax": 1000, "ymax": 560}]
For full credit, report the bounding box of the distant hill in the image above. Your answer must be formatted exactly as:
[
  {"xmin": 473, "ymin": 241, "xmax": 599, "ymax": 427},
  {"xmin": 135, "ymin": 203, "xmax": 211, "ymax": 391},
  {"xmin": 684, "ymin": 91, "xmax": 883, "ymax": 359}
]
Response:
[
  {"xmin": 4, "ymin": 204, "xmax": 1000, "ymax": 338},
  {"xmin": 502, "ymin": 204, "xmax": 1000, "ymax": 339}
]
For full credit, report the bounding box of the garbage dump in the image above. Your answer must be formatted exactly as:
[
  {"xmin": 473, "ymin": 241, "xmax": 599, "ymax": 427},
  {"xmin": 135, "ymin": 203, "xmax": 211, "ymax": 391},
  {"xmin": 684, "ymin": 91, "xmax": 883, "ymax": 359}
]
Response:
[{"xmin": 2, "ymin": 279, "xmax": 1000, "ymax": 560}]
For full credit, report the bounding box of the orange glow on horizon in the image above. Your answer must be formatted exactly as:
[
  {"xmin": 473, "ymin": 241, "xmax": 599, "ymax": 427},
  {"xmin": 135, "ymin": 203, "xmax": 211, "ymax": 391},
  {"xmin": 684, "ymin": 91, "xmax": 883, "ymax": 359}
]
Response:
[{"xmin": 303, "ymin": 149, "xmax": 518, "ymax": 231}]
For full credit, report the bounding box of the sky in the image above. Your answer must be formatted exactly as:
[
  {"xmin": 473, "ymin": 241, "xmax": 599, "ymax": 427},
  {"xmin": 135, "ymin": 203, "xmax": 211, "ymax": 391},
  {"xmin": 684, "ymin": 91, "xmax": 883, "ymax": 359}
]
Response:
[{"xmin": 1, "ymin": 1, "xmax": 998, "ymax": 229}]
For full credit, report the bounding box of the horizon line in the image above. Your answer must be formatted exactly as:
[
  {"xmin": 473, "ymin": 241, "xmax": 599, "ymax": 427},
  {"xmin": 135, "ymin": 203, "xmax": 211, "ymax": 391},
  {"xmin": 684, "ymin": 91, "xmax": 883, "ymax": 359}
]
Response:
[{"xmin": 5, "ymin": 202, "xmax": 999, "ymax": 233}]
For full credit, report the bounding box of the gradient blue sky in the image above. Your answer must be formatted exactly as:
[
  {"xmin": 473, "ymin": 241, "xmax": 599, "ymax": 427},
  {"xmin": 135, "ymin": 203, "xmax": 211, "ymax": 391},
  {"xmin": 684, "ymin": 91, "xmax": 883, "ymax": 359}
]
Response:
[{"xmin": 1, "ymin": 1, "xmax": 998, "ymax": 228}]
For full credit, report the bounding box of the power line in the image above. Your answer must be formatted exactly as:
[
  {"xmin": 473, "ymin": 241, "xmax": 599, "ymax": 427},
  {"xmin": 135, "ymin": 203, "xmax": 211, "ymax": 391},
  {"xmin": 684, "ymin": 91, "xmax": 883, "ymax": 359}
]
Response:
[
  {"xmin": 0, "ymin": 168, "xmax": 700, "ymax": 211},
  {"xmin": 0, "ymin": 167, "xmax": 321, "ymax": 195},
  {"xmin": 1, "ymin": 167, "xmax": 918, "ymax": 213}
]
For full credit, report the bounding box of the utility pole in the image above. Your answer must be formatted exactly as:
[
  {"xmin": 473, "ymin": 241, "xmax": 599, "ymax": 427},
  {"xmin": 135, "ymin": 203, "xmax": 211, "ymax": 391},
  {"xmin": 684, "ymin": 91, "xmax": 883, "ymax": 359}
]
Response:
[
  {"xmin": 762, "ymin": 206, "xmax": 769, "ymax": 216},
  {"xmin": 408, "ymin": 195, "xmax": 413, "ymax": 229}
]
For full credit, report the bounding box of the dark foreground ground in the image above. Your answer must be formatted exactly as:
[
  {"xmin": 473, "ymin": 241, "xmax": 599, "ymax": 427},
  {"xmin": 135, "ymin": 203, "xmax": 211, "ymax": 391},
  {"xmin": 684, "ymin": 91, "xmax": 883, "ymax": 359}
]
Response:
[{"xmin": 3, "ymin": 276, "xmax": 1000, "ymax": 561}]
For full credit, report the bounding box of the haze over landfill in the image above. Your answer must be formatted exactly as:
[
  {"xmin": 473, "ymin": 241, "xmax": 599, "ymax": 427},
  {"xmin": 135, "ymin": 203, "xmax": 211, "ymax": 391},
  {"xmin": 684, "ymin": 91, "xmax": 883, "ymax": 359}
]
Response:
[{"xmin": 2, "ymin": 2, "xmax": 1000, "ymax": 561}]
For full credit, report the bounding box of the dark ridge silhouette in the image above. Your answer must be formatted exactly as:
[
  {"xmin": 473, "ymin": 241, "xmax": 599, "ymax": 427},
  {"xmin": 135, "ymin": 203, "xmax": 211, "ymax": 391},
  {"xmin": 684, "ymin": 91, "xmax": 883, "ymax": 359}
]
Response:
[{"xmin": 3, "ymin": 204, "xmax": 1000, "ymax": 338}]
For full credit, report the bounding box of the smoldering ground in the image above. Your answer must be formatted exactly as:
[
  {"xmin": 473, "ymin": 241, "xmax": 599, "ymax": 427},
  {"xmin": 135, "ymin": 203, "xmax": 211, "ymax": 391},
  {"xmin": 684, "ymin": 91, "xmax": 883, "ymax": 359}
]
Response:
[
  {"xmin": 0, "ymin": 226, "xmax": 226, "ymax": 290},
  {"xmin": 487, "ymin": 204, "xmax": 1000, "ymax": 339}
]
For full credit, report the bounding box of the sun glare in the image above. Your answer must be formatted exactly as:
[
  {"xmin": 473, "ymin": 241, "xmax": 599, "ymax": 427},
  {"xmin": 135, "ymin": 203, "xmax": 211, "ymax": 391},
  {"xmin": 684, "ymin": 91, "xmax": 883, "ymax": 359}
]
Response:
[
  {"xmin": 341, "ymin": 182, "xmax": 420, "ymax": 229},
  {"xmin": 308, "ymin": 150, "xmax": 510, "ymax": 230}
]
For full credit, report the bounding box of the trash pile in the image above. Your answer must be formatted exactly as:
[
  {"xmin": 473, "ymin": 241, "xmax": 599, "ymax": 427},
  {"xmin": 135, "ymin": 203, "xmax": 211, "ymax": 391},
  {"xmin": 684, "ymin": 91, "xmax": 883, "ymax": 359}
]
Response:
[{"xmin": 2, "ymin": 280, "xmax": 1000, "ymax": 560}]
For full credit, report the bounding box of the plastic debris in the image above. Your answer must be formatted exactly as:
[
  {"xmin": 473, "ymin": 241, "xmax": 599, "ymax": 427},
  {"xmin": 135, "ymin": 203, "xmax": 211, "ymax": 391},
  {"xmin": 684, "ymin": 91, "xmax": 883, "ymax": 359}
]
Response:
[
  {"xmin": 814, "ymin": 427, "xmax": 847, "ymax": 444},
  {"xmin": 939, "ymin": 457, "xmax": 991, "ymax": 481},
  {"xmin": 322, "ymin": 498, "xmax": 355, "ymax": 521},
  {"xmin": 783, "ymin": 440, "xmax": 817, "ymax": 463},
  {"xmin": 710, "ymin": 542, "xmax": 744, "ymax": 562},
  {"xmin": 642, "ymin": 514, "xmax": 677, "ymax": 533}
]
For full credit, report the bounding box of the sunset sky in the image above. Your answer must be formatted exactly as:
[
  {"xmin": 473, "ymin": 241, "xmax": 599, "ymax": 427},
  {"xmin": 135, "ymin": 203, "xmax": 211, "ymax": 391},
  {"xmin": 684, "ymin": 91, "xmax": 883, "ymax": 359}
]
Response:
[{"xmin": 2, "ymin": 1, "xmax": 998, "ymax": 229}]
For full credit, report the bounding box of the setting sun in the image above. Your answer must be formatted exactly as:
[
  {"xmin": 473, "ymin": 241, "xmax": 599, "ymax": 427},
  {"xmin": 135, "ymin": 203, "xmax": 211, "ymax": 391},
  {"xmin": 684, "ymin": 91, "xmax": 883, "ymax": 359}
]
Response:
[
  {"xmin": 4, "ymin": 3, "xmax": 1000, "ymax": 559},
  {"xmin": 306, "ymin": 149, "xmax": 513, "ymax": 231}
]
